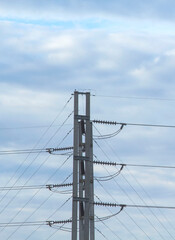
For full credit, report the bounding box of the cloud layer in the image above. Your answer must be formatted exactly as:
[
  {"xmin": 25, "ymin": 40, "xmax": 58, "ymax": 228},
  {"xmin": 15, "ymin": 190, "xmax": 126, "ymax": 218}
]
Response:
[
  {"xmin": 0, "ymin": 1, "xmax": 175, "ymax": 240},
  {"xmin": 0, "ymin": 0, "xmax": 175, "ymax": 21}
]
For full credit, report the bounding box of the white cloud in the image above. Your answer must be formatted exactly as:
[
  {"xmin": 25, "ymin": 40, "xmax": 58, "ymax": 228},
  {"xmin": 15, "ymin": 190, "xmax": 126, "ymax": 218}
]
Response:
[{"xmin": 0, "ymin": 87, "xmax": 54, "ymax": 109}]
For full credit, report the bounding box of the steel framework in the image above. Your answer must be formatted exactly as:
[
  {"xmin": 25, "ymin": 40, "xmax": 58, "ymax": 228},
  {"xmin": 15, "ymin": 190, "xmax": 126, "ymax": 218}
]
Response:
[{"xmin": 72, "ymin": 91, "xmax": 94, "ymax": 240}]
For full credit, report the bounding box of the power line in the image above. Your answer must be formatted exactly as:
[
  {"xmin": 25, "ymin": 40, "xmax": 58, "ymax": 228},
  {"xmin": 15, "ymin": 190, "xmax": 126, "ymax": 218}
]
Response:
[
  {"xmin": 0, "ymin": 146, "xmax": 73, "ymax": 155},
  {"xmin": 0, "ymin": 219, "xmax": 71, "ymax": 228},
  {"xmin": 95, "ymin": 227, "xmax": 110, "ymax": 240},
  {"xmin": 93, "ymin": 94, "xmax": 175, "ymax": 102},
  {"xmin": 95, "ymin": 214, "xmax": 122, "ymax": 240},
  {"xmin": 95, "ymin": 208, "xmax": 124, "ymax": 222},
  {"xmin": 4, "ymin": 157, "xmax": 72, "ymax": 239},
  {"xmin": 4, "ymin": 157, "xmax": 170, "ymax": 234},
  {"xmin": 94, "ymin": 165, "xmax": 124, "ymax": 182},
  {"xmin": 125, "ymin": 165, "xmax": 175, "ymax": 237},
  {"xmin": 0, "ymin": 95, "xmax": 73, "ymax": 211},
  {"xmin": 94, "ymin": 126, "xmax": 175, "ymax": 239},
  {"xmin": 24, "ymin": 197, "xmax": 72, "ymax": 240},
  {"xmin": 94, "ymin": 202, "xmax": 175, "ymax": 210},
  {"xmin": 94, "ymin": 194, "xmax": 139, "ymax": 240},
  {"xmin": 0, "ymin": 99, "xmax": 73, "ymax": 239},
  {"xmin": 93, "ymin": 119, "xmax": 175, "ymax": 128},
  {"xmin": 0, "ymin": 142, "xmax": 72, "ymax": 233},
  {"xmin": 0, "ymin": 124, "xmax": 72, "ymax": 131},
  {"xmin": 0, "ymin": 183, "xmax": 73, "ymax": 191},
  {"xmin": 44, "ymin": 222, "xmax": 71, "ymax": 240},
  {"xmin": 0, "ymin": 114, "xmax": 73, "ymax": 237},
  {"xmin": 0, "ymin": 221, "xmax": 47, "ymax": 227},
  {"xmin": 93, "ymin": 125, "xmax": 124, "ymax": 140},
  {"xmin": 4, "ymin": 91, "xmax": 175, "ymax": 240},
  {"xmin": 0, "ymin": 113, "xmax": 73, "ymax": 209},
  {"xmin": 95, "ymin": 163, "xmax": 174, "ymax": 239},
  {"xmin": 0, "ymin": 150, "xmax": 47, "ymax": 155},
  {"xmin": 93, "ymin": 139, "xmax": 170, "ymax": 240},
  {"xmin": 94, "ymin": 160, "xmax": 175, "ymax": 170},
  {"xmin": 95, "ymin": 174, "xmax": 152, "ymax": 240}
]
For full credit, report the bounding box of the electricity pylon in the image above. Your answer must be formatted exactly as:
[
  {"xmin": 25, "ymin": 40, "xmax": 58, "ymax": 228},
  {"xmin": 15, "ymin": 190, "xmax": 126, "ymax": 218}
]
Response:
[{"xmin": 72, "ymin": 91, "xmax": 94, "ymax": 240}]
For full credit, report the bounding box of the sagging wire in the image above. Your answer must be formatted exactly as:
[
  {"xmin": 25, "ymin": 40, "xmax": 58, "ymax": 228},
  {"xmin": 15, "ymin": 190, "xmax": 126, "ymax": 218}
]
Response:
[
  {"xmin": 94, "ymin": 194, "xmax": 140, "ymax": 240},
  {"xmin": 47, "ymin": 145, "xmax": 73, "ymax": 156},
  {"xmin": 46, "ymin": 146, "xmax": 73, "ymax": 153},
  {"xmin": 47, "ymin": 173, "xmax": 73, "ymax": 192},
  {"xmin": 50, "ymin": 225, "xmax": 72, "ymax": 232},
  {"xmin": 95, "ymin": 207, "xmax": 124, "ymax": 222},
  {"xmin": 50, "ymin": 189, "xmax": 72, "ymax": 195},
  {"xmin": 93, "ymin": 124, "xmax": 125, "ymax": 140},
  {"xmin": 47, "ymin": 173, "xmax": 73, "ymax": 195},
  {"xmin": 93, "ymin": 154, "xmax": 124, "ymax": 181},
  {"xmin": 47, "ymin": 127, "xmax": 73, "ymax": 156},
  {"xmin": 48, "ymin": 219, "xmax": 72, "ymax": 233},
  {"xmin": 94, "ymin": 194, "xmax": 124, "ymax": 222},
  {"xmin": 40, "ymin": 197, "xmax": 72, "ymax": 240},
  {"xmin": 94, "ymin": 165, "xmax": 124, "ymax": 182},
  {"xmin": 47, "ymin": 219, "xmax": 72, "ymax": 226},
  {"xmin": 48, "ymin": 151, "xmax": 73, "ymax": 156},
  {"xmin": 46, "ymin": 182, "xmax": 73, "ymax": 194}
]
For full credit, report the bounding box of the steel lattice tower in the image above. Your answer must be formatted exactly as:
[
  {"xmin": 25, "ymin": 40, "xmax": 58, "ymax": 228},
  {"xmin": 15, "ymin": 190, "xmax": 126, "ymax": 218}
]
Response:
[{"xmin": 72, "ymin": 91, "xmax": 94, "ymax": 240}]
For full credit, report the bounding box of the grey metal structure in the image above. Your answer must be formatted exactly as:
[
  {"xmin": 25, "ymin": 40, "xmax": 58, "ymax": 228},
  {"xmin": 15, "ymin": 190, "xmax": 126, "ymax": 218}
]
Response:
[{"xmin": 72, "ymin": 91, "xmax": 94, "ymax": 240}]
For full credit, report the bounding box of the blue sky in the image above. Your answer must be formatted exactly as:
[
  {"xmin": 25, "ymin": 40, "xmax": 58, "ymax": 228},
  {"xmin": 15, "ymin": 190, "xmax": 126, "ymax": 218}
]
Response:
[{"xmin": 0, "ymin": 1, "xmax": 175, "ymax": 240}]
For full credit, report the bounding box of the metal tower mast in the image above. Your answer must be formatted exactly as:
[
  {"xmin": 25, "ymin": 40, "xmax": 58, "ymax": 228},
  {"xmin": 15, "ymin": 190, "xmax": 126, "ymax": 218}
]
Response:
[{"xmin": 72, "ymin": 91, "xmax": 94, "ymax": 240}]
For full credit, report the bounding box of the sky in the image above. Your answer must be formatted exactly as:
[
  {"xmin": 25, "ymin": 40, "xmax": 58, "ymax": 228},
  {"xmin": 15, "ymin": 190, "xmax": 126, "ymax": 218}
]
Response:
[{"xmin": 0, "ymin": 0, "xmax": 175, "ymax": 240}]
